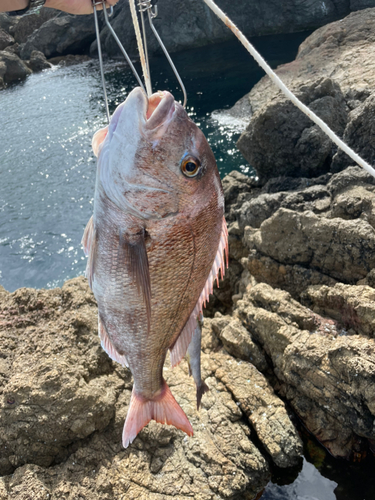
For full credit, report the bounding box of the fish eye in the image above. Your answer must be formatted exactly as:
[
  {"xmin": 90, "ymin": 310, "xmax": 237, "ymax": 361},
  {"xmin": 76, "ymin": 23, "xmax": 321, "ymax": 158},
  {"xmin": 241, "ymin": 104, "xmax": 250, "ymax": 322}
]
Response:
[{"xmin": 181, "ymin": 156, "xmax": 200, "ymax": 177}]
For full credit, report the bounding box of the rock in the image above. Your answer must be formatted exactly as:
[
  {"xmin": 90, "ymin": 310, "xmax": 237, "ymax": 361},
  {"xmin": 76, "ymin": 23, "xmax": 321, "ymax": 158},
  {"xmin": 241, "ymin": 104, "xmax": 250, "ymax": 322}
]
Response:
[
  {"xmin": 26, "ymin": 50, "xmax": 51, "ymax": 72},
  {"xmin": 3, "ymin": 42, "xmax": 20, "ymax": 56},
  {"xmin": 213, "ymin": 317, "xmax": 269, "ymax": 372},
  {"xmin": 332, "ymin": 93, "xmax": 375, "ymax": 172},
  {"xmin": 0, "ymin": 13, "xmax": 14, "ymax": 34},
  {"xmin": 13, "ymin": 8, "xmax": 57, "ymax": 44},
  {"xmin": 301, "ymin": 283, "xmax": 375, "ymax": 337},
  {"xmin": 0, "ymin": 50, "xmax": 31, "ymax": 85},
  {"xmin": 235, "ymin": 282, "xmax": 375, "ymax": 459},
  {"xmin": 93, "ymin": 0, "xmax": 375, "ymax": 59},
  {"xmin": 0, "ymin": 276, "xmax": 306, "ymax": 498},
  {"xmin": 20, "ymin": 14, "xmax": 97, "ymax": 60},
  {"xmin": 0, "ymin": 28, "xmax": 14, "ymax": 50},
  {"xmin": 236, "ymin": 8, "xmax": 375, "ymax": 183},
  {"xmin": 48, "ymin": 54, "xmax": 91, "ymax": 66},
  {"xmin": 245, "ymin": 207, "xmax": 375, "ymax": 284},
  {"xmin": 237, "ymin": 77, "xmax": 347, "ymax": 183},
  {"xmin": 214, "ymin": 353, "xmax": 302, "ymax": 468}
]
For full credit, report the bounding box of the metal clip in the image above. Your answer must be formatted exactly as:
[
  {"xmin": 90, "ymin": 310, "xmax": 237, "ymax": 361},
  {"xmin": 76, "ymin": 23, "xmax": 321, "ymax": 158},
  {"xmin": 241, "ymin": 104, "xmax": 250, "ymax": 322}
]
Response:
[
  {"xmin": 92, "ymin": 0, "xmax": 187, "ymax": 124},
  {"xmin": 92, "ymin": 1, "xmax": 145, "ymax": 123},
  {"xmin": 137, "ymin": 0, "xmax": 187, "ymax": 108}
]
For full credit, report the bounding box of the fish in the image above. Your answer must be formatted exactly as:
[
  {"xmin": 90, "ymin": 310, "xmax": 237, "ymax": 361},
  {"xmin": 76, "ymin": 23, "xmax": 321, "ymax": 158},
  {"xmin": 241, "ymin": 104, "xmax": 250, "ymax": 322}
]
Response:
[
  {"xmin": 82, "ymin": 87, "xmax": 228, "ymax": 448},
  {"xmin": 186, "ymin": 317, "xmax": 209, "ymax": 410}
]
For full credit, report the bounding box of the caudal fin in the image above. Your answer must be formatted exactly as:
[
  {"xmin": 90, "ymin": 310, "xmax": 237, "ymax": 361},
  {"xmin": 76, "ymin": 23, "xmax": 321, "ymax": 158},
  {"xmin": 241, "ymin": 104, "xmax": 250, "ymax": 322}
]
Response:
[{"xmin": 122, "ymin": 380, "xmax": 194, "ymax": 448}]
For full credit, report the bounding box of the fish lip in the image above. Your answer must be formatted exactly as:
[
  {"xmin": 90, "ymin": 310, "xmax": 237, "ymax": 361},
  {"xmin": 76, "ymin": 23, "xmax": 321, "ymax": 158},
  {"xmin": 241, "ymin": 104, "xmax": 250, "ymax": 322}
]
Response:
[{"xmin": 142, "ymin": 90, "xmax": 176, "ymax": 131}]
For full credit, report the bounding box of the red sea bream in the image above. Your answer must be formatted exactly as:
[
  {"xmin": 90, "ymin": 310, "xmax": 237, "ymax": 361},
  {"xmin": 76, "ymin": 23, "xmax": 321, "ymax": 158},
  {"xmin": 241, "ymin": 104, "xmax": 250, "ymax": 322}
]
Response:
[{"xmin": 82, "ymin": 87, "xmax": 228, "ymax": 447}]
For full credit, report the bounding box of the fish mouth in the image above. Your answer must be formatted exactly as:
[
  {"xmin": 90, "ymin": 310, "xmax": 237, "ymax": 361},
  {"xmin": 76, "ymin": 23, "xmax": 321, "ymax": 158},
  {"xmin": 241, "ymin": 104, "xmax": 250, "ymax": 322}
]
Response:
[{"xmin": 144, "ymin": 90, "xmax": 176, "ymax": 131}]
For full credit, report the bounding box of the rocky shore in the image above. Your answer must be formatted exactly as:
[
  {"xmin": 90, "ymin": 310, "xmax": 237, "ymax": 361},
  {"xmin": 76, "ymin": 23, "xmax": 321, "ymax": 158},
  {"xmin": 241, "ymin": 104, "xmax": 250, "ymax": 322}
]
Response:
[
  {"xmin": 1, "ymin": 6, "xmax": 375, "ymax": 499},
  {"xmin": 2, "ymin": 0, "xmax": 375, "ymax": 88}
]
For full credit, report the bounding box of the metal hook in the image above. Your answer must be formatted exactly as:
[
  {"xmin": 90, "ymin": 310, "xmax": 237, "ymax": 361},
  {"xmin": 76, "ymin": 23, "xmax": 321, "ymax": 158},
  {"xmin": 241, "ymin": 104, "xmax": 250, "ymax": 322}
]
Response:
[
  {"xmin": 93, "ymin": 1, "xmax": 110, "ymax": 123},
  {"xmin": 137, "ymin": 0, "xmax": 187, "ymax": 108},
  {"xmin": 92, "ymin": 0, "xmax": 146, "ymax": 123}
]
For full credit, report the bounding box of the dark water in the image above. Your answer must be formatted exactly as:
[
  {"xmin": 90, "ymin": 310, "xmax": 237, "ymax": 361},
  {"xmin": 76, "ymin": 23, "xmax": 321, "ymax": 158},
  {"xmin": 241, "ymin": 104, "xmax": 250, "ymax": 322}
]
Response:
[{"xmin": 0, "ymin": 30, "xmax": 372, "ymax": 498}]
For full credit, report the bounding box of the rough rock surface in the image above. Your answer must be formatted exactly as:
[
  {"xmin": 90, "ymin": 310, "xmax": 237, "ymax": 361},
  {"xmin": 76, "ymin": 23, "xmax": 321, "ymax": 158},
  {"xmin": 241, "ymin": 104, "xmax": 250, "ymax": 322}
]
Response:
[
  {"xmin": 13, "ymin": 8, "xmax": 57, "ymax": 44},
  {"xmin": 0, "ymin": 277, "xmax": 303, "ymax": 498},
  {"xmin": 216, "ymin": 163, "xmax": 375, "ymax": 461},
  {"xmin": 20, "ymin": 14, "xmax": 97, "ymax": 60},
  {"xmin": 26, "ymin": 50, "xmax": 51, "ymax": 72},
  {"xmin": 0, "ymin": 29, "xmax": 14, "ymax": 51},
  {"xmin": 0, "ymin": 50, "xmax": 31, "ymax": 85},
  {"xmin": 236, "ymin": 8, "xmax": 375, "ymax": 183}
]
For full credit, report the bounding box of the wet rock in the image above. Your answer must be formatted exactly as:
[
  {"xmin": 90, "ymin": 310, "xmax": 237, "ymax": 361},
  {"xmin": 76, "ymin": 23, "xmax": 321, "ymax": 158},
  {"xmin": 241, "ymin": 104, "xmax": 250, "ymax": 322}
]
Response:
[
  {"xmin": 20, "ymin": 15, "xmax": 97, "ymax": 60},
  {"xmin": 0, "ymin": 276, "xmax": 307, "ymax": 498},
  {"xmin": 0, "ymin": 14, "xmax": 14, "ymax": 35},
  {"xmin": 0, "ymin": 28, "xmax": 14, "ymax": 51},
  {"xmin": 0, "ymin": 50, "xmax": 31, "ymax": 85},
  {"xmin": 26, "ymin": 50, "xmax": 51, "ymax": 72},
  {"xmin": 48, "ymin": 54, "xmax": 91, "ymax": 66},
  {"xmin": 3, "ymin": 42, "xmax": 21, "ymax": 57}
]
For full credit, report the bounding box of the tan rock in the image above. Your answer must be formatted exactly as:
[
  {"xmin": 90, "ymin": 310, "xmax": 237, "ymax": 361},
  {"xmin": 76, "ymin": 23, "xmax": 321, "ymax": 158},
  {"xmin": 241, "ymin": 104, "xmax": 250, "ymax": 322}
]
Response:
[{"xmin": 0, "ymin": 277, "xmax": 306, "ymax": 498}]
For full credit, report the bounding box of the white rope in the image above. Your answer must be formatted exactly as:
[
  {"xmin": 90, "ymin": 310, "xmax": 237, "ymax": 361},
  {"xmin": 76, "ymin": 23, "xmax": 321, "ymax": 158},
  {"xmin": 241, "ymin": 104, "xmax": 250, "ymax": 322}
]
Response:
[
  {"xmin": 129, "ymin": 0, "xmax": 152, "ymax": 96},
  {"xmin": 203, "ymin": 0, "xmax": 375, "ymax": 179}
]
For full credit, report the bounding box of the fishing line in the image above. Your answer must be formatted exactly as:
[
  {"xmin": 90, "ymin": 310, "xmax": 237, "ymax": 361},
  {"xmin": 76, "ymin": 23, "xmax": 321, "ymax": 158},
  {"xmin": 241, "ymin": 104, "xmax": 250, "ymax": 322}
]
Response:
[
  {"xmin": 203, "ymin": 0, "xmax": 375, "ymax": 179},
  {"xmin": 129, "ymin": 0, "xmax": 152, "ymax": 96}
]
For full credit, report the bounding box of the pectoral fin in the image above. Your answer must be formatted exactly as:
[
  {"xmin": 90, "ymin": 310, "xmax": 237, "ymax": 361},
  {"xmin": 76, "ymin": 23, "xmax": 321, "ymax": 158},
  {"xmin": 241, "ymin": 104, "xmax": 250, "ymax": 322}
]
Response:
[{"xmin": 119, "ymin": 227, "xmax": 151, "ymax": 329}]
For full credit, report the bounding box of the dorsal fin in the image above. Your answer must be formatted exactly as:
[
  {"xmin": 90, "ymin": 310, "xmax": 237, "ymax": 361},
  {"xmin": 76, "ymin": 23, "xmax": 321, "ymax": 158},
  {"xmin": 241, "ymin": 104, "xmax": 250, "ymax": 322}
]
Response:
[{"xmin": 169, "ymin": 217, "xmax": 228, "ymax": 367}]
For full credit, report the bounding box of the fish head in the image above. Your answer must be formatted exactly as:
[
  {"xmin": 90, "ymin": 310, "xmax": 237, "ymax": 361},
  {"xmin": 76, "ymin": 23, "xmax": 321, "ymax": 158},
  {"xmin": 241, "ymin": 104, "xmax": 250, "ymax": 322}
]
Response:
[{"xmin": 93, "ymin": 87, "xmax": 223, "ymax": 220}]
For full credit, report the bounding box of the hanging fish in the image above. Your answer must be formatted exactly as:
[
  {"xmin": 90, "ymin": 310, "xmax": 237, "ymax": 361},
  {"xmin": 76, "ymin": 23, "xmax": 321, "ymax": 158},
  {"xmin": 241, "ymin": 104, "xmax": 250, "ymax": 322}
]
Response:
[{"xmin": 82, "ymin": 87, "xmax": 228, "ymax": 448}]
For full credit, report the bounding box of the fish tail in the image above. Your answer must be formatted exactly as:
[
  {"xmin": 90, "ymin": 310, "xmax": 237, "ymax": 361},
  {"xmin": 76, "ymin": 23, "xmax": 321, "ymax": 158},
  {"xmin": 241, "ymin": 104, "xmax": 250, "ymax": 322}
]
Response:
[
  {"xmin": 122, "ymin": 379, "xmax": 194, "ymax": 448},
  {"xmin": 197, "ymin": 381, "xmax": 209, "ymax": 410}
]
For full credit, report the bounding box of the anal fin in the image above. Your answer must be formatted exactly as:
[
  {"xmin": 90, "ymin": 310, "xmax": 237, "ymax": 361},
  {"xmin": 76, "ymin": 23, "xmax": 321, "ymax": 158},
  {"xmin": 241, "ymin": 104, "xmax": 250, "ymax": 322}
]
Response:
[
  {"xmin": 169, "ymin": 217, "xmax": 228, "ymax": 367},
  {"xmin": 99, "ymin": 317, "xmax": 128, "ymax": 367}
]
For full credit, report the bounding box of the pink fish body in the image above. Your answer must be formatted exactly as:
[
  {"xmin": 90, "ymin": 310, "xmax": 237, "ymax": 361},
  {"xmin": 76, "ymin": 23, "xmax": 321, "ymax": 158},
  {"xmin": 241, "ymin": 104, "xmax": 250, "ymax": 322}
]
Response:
[{"xmin": 82, "ymin": 87, "xmax": 227, "ymax": 447}]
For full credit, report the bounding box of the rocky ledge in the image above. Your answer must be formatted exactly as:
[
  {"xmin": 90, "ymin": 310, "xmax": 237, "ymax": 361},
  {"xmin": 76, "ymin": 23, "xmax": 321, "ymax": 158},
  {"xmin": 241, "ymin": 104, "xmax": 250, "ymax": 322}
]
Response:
[
  {"xmin": 0, "ymin": 277, "xmax": 302, "ymax": 499},
  {"xmin": 209, "ymin": 7, "xmax": 375, "ymax": 463}
]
